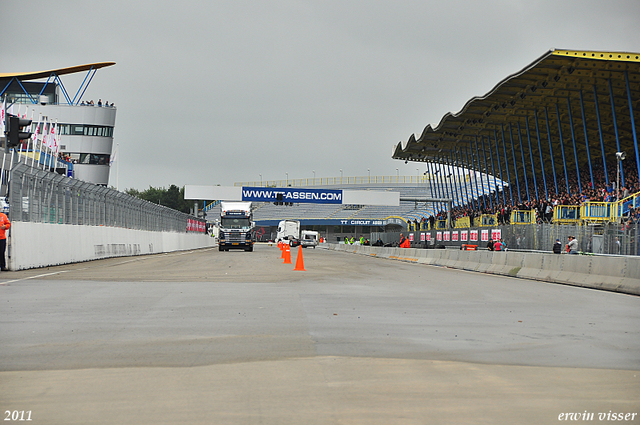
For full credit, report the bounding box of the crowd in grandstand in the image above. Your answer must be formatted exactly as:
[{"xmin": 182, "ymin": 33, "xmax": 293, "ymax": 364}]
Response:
[{"xmin": 421, "ymin": 159, "xmax": 640, "ymax": 228}]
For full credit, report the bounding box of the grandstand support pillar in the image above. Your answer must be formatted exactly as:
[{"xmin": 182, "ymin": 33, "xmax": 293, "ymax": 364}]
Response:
[
  {"xmin": 437, "ymin": 156, "xmax": 447, "ymax": 212},
  {"xmin": 516, "ymin": 122, "xmax": 530, "ymax": 202},
  {"xmin": 432, "ymin": 157, "xmax": 441, "ymax": 211},
  {"xmin": 480, "ymin": 135, "xmax": 494, "ymax": 208},
  {"xmin": 438, "ymin": 155, "xmax": 450, "ymax": 208},
  {"xmin": 449, "ymin": 153, "xmax": 459, "ymax": 208},
  {"xmin": 609, "ymin": 78, "xmax": 624, "ymax": 187},
  {"xmin": 566, "ymin": 97, "xmax": 582, "ymax": 194},
  {"xmin": 457, "ymin": 148, "xmax": 472, "ymax": 208},
  {"xmin": 508, "ymin": 123, "xmax": 522, "ymax": 203},
  {"xmin": 500, "ymin": 124, "xmax": 514, "ymax": 205},
  {"xmin": 447, "ymin": 152, "xmax": 458, "ymax": 208},
  {"xmin": 579, "ymin": 90, "xmax": 595, "ymax": 189},
  {"xmin": 486, "ymin": 134, "xmax": 499, "ymax": 205},
  {"xmin": 493, "ymin": 130, "xmax": 506, "ymax": 204},
  {"xmin": 449, "ymin": 151, "xmax": 463, "ymax": 208},
  {"xmin": 545, "ymin": 107, "xmax": 558, "ymax": 195},
  {"xmin": 525, "ymin": 117, "xmax": 539, "ymax": 200},
  {"xmin": 474, "ymin": 136, "xmax": 487, "ymax": 209},
  {"xmin": 450, "ymin": 151, "xmax": 463, "ymax": 208},
  {"xmin": 593, "ymin": 84, "xmax": 609, "ymax": 186},
  {"xmin": 427, "ymin": 162, "xmax": 438, "ymax": 212},
  {"xmin": 466, "ymin": 146, "xmax": 480, "ymax": 211},
  {"xmin": 624, "ymin": 70, "xmax": 640, "ymax": 184},
  {"xmin": 555, "ymin": 103, "xmax": 571, "ymax": 195},
  {"xmin": 533, "ymin": 110, "xmax": 549, "ymax": 200}
]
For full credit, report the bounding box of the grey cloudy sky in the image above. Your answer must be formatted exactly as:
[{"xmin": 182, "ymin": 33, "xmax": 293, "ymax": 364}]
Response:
[{"xmin": 3, "ymin": 0, "xmax": 639, "ymax": 191}]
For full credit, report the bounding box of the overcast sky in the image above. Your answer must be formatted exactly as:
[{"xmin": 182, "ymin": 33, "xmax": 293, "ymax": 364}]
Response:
[{"xmin": 3, "ymin": 0, "xmax": 639, "ymax": 191}]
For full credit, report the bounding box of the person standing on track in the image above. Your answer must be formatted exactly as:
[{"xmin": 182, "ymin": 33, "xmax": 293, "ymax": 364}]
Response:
[{"xmin": 0, "ymin": 211, "xmax": 11, "ymax": 271}]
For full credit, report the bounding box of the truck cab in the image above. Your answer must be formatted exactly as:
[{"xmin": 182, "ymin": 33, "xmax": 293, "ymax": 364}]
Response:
[{"xmin": 218, "ymin": 202, "xmax": 255, "ymax": 252}]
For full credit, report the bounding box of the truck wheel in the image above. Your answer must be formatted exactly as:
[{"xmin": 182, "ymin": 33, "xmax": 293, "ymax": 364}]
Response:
[
  {"xmin": 219, "ymin": 246, "xmax": 224, "ymax": 251},
  {"xmin": 246, "ymin": 246, "xmax": 253, "ymax": 252}
]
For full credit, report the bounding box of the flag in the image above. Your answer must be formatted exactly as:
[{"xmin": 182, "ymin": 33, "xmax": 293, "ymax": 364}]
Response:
[
  {"xmin": 46, "ymin": 119, "xmax": 55, "ymax": 150},
  {"xmin": 0, "ymin": 98, "xmax": 5, "ymax": 134},
  {"xmin": 33, "ymin": 114, "xmax": 41, "ymax": 146},
  {"xmin": 32, "ymin": 114, "xmax": 42, "ymax": 167},
  {"xmin": 109, "ymin": 143, "xmax": 118, "ymax": 166},
  {"xmin": 52, "ymin": 120, "xmax": 58, "ymax": 155}
]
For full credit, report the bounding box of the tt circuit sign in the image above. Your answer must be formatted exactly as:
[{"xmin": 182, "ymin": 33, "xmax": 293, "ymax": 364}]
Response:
[{"xmin": 184, "ymin": 185, "xmax": 399, "ymax": 206}]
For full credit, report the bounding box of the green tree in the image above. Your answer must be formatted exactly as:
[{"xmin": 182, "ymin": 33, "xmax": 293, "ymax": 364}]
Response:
[
  {"xmin": 125, "ymin": 184, "xmax": 193, "ymax": 214},
  {"xmin": 125, "ymin": 185, "xmax": 209, "ymax": 215}
]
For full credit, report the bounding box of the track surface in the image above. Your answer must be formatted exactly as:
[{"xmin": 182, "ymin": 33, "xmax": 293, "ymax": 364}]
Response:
[{"xmin": 1, "ymin": 244, "xmax": 638, "ymax": 424}]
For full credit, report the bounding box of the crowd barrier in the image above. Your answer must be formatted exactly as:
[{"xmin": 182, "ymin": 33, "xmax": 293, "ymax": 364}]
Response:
[{"xmin": 324, "ymin": 243, "xmax": 640, "ymax": 296}]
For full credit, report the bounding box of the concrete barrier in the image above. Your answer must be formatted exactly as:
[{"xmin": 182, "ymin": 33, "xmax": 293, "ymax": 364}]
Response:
[
  {"xmin": 323, "ymin": 244, "xmax": 640, "ymax": 296},
  {"xmin": 8, "ymin": 222, "xmax": 216, "ymax": 270}
]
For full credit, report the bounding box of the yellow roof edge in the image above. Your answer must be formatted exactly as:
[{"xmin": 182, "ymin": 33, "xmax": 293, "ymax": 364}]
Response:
[
  {"xmin": 551, "ymin": 49, "xmax": 640, "ymax": 62},
  {"xmin": 0, "ymin": 62, "xmax": 116, "ymax": 80}
]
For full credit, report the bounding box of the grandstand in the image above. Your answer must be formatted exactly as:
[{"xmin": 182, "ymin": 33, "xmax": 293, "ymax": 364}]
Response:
[{"xmin": 203, "ymin": 49, "xmax": 639, "ymax": 254}]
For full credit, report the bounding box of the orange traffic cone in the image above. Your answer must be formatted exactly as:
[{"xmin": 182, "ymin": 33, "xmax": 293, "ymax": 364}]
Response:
[
  {"xmin": 283, "ymin": 244, "xmax": 292, "ymax": 264},
  {"xmin": 293, "ymin": 246, "xmax": 306, "ymax": 271},
  {"xmin": 280, "ymin": 242, "xmax": 286, "ymax": 258}
]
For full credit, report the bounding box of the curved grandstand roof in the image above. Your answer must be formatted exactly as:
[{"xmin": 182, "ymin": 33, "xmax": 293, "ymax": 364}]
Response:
[
  {"xmin": 0, "ymin": 62, "xmax": 116, "ymax": 81},
  {"xmin": 392, "ymin": 49, "xmax": 640, "ymax": 177}
]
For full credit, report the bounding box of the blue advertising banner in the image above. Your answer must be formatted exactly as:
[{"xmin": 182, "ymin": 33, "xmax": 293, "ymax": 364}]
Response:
[{"xmin": 241, "ymin": 186, "xmax": 343, "ymax": 204}]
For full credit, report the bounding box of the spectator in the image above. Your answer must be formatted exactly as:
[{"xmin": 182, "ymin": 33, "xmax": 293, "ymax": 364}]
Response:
[
  {"xmin": 0, "ymin": 210, "xmax": 10, "ymax": 271},
  {"xmin": 567, "ymin": 236, "xmax": 578, "ymax": 254}
]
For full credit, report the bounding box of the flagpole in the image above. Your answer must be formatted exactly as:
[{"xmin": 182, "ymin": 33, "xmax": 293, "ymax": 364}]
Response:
[{"xmin": 41, "ymin": 118, "xmax": 47, "ymax": 171}]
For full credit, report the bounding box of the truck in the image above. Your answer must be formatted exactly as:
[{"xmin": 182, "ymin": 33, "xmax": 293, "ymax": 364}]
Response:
[
  {"xmin": 300, "ymin": 230, "xmax": 319, "ymax": 248},
  {"xmin": 217, "ymin": 201, "xmax": 255, "ymax": 252},
  {"xmin": 276, "ymin": 220, "xmax": 300, "ymax": 247}
]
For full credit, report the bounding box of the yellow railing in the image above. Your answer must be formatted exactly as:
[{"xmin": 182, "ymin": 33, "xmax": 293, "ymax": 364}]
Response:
[
  {"xmin": 435, "ymin": 219, "xmax": 448, "ymax": 229},
  {"xmin": 478, "ymin": 214, "xmax": 498, "ymax": 227},
  {"xmin": 454, "ymin": 216, "xmax": 471, "ymax": 228},
  {"xmin": 553, "ymin": 205, "xmax": 581, "ymax": 224},
  {"xmin": 510, "ymin": 209, "xmax": 536, "ymax": 225},
  {"xmin": 580, "ymin": 202, "xmax": 611, "ymax": 222}
]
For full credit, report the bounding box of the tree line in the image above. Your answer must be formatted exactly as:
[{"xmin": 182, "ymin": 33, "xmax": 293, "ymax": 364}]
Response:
[{"xmin": 125, "ymin": 185, "xmax": 205, "ymax": 214}]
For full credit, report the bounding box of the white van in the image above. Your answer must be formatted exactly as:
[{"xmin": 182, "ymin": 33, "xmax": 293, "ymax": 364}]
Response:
[{"xmin": 300, "ymin": 230, "xmax": 319, "ymax": 248}]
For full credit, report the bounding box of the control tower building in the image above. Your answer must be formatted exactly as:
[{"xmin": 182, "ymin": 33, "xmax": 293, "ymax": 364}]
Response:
[{"xmin": 1, "ymin": 62, "xmax": 117, "ymax": 186}]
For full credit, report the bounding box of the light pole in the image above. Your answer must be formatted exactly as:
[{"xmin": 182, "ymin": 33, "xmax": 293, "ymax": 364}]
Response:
[
  {"xmin": 396, "ymin": 168, "xmax": 399, "ymax": 182},
  {"xmin": 367, "ymin": 168, "xmax": 370, "ymax": 182},
  {"xmin": 286, "ymin": 172, "xmax": 289, "ymax": 187},
  {"xmin": 259, "ymin": 174, "xmax": 262, "ymax": 186},
  {"xmin": 313, "ymin": 170, "xmax": 316, "ymax": 179},
  {"xmin": 340, "ymin": 169, "xmax": 343, "ymax": 184}
]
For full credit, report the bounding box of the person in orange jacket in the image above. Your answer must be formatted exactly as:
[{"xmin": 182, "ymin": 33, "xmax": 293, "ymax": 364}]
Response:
[{"xmin": 0, "ymin": 211, "xmax": 10, "ymax": 271}]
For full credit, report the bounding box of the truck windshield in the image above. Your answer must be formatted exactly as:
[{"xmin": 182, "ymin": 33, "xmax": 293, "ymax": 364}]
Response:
[{"xmin": 221, "ymin": 217, "xmax": 251, "ymax": 229}]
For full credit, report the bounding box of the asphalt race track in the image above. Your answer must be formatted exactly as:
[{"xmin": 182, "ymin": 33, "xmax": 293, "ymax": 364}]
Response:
[{"xmin": 1, "ymin": 244, "xmax": 639, "ymax": 424}]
